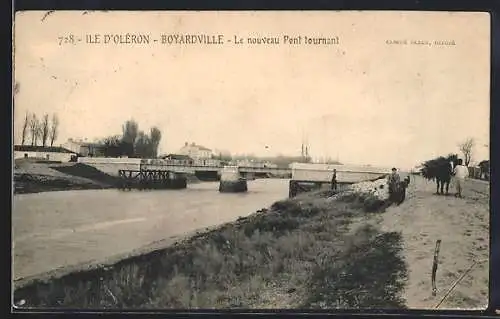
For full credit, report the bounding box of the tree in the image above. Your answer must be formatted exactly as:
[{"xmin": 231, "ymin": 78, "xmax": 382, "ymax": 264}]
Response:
[
  {"xmin": 213, "ymin": 150, "xmax": 232, "ymax": 162},
  {"xmin": 49, "ymin": 114, "xmax": 59, "ymax": 147},
  {"xmin": 134, "ymin": 131, "xmax": 152, "ymax": 158},
  {"xmin": 35, "ymin": 124, "xmax": 43, "ymax": 146},
  {"xmin": 459, "ymin": 138, "xmax": 475, "ymax": 166},
  {"xmin": 122, "ymin": 120, "xmax": 139, "ymax": 157},
  {"xmin": 29, "ymin": 114, "xmax": 40, "ymax": 146},
  {"xmin": 478, "ymin": 160, "xmax": 490, "ymax": 180},
  {"xmin": 41, "ymin": 114, "xmax": 50, "ymax": 147},
  {"xmin": 149, "ymin": 127, "xmax": 162, "ymax": 158},
  {"xmin": 102, "ymin": 135, "xmax": 123, "ymax": 157},
  {"xmin": 21, "ymin": 112, "xmax": 30, "ymax": 145}
]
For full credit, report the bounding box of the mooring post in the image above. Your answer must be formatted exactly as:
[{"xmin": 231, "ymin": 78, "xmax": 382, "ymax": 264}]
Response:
[
  {"xmin": 432, "ymin": 239, "xmax": 442, "ymax": 296},
  {"xmin": 289, "ymin": 180, "xmax": 297, "ymax": 198}
]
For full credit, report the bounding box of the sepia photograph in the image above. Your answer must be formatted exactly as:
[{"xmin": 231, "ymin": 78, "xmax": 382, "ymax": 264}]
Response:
[{"xmin": 12, "ymin": 11, "xmax": 490, "ymax": 310}]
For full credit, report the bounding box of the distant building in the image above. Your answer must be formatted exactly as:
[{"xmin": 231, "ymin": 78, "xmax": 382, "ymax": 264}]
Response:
[
  {"xmin": 14, "ymin": 145, "xmax": 77, "ymax": 162},
  {"xmin": 264, "ymin": 162, "xmax": 278, "ymax": 169},
  {"xmin": 193, "ymin": 158, "xmax": 222, "ymax": 167},
  {"xmin": 160, "ymin": 154, "xmax": 194, "ymax": 165},
  {"xmin": 234, "ymin": 159, "xmax": 276, "ymax": 168},
  {"xmin": 157, "ymin": 154, "xmax": 221, "ymax": 166},
  {"xmin": 234, "ymin": 159, "xmax": 252, "ymax": 167},
  {"xmin": 468, "ymin": 165, "xmax": 482, "ymax": 179},
  {"xmin": 178, "ymin": 142, "xmax": 212, "ymax": 160},
  {"xmin": 62, "ymin": 138, "xmax": 106, "ymax": 157}
]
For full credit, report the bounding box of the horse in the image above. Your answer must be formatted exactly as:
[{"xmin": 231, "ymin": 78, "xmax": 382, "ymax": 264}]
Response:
[
  {"xmin": 404, "ymin": 175, "xmax": 410, "ymax": 187},
  {"xmin": 421, "ymin": 154, "xmax": 458, "ymax": 195},
  {"xmin": 435, "ymin": 161, "xmax": 453, "ymax": 195}
]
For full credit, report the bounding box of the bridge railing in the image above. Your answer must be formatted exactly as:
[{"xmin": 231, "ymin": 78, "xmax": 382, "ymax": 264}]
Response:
[{"xmin": 139, "ymin": 163, "xmax": 291, "ymax": 171}]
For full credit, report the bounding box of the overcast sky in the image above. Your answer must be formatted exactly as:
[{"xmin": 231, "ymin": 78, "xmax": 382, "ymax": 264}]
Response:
[{"xmin": 13, "ymin": 11, "xmax": 490, "ymax": 169}]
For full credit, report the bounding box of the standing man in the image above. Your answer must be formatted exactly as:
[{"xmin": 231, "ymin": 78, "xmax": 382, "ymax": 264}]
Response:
[
  {"xmin": 452, "ymin": 159, "xmax": 469, "ymax": 198},
  {"xmin": 331, "ymin": 168, "xmax": 338, "ymax": 191},
  {"xmin": 388, "ymin": 168, "xmax": 401, "ymax": 203}
]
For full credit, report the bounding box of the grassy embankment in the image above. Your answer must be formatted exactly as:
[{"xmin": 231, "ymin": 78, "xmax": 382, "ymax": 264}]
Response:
[
  {"xmin": 13, "ymin": 162, "xmax": 122, "ymax": 194},
  {"xmin": 14, "ymin": 188, "xmax": 408, "ymax": 309}
]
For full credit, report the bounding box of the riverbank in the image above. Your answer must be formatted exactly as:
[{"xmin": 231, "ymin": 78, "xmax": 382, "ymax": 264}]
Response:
[
  {"xmin": 13, "ymin": 186, "xmax": 408, "ymax": 309},
  {"xmin": 13, "ymin": 161, "xmax": 202, "ymax": 194},
  {"xmin": 14, "ymin": 162, "xmax": 114, "ymax": 194}
]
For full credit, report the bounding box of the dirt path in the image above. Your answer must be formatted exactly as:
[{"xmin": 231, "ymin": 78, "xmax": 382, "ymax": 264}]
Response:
[{"xmin": 373, "ymin": 175, "xmax": 489, "ymax": 309}]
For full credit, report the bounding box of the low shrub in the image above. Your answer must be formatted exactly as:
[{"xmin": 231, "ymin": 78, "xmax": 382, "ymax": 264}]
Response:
[
  {"xmin": 338, "ymin": 192, "xmax": 388, "ymax": 213},
  {"xmin": 303, "ymin": 225, "xmax": 408, "ymax": 309}
]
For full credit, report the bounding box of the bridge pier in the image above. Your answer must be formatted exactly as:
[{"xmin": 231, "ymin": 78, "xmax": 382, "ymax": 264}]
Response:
[{"xmin": 219, "ymin": 166, "xmax": 248, "ymax": 193}]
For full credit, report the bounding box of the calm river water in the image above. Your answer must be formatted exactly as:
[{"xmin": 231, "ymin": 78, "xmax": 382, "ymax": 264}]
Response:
[{"xmin": 12, "ymin": 179, "xmax": 290, "ymax": 281}]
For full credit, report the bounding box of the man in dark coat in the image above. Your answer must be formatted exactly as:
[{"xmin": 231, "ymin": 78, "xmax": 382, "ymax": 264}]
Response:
[
  {"xmin": 331, "ymin": 168, "xmax": 337, "ymax": 191},
  {"xmin": 387, "ymin": 168, "xmax": 401, "ymax": 203}
]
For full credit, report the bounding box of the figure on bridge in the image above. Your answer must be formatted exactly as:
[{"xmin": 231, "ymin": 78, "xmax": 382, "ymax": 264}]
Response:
[{"xmin": 331, "ymin": 168, "xmax": 337, "ymax": 191}]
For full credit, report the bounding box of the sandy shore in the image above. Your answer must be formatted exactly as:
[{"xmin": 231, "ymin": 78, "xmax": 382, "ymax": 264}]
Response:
[
  {"xmin": 373, "ymin": 175, "xmax": 489, "ymax": 309},
  {"xmin": 13, "ymin": 162, "xmax": 115, "ymax": 193}
]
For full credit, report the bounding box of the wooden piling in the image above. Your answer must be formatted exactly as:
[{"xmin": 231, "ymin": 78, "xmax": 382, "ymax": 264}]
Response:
[{"xmin": 118, "ymin": 169, "xmax": 187, "ymax": 190}]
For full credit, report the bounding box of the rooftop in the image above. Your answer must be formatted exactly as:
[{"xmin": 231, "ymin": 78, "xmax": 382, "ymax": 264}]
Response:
[
  {"xmin": 14, "ymin": 145, "xmax": 76, "ymax": 154},
  {"xmin": 66, "ymin": 138, "xmax": 104, "ymax": 147},
  {"xmin": 181, "ymin": 142, "xmax": 212, "ymax": 151}
]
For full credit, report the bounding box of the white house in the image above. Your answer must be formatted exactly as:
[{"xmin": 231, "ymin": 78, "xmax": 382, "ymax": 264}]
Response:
[
  {"xmin": 14, "ymin": 145, "xmax": 77, "ymax": 162},
  {"xmin": 61, "ymin": 138, "xmax": 81, "ymax": 154},
  {"xmin": 62, "ymin": 138, "xmax": 106, "ymax": 157},
  {"xmin": 178, "ymin": 142, "xmax": 213, "ymax": 160}
]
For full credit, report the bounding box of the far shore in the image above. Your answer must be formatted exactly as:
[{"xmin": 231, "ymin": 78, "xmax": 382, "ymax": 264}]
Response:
[{"xmin": 13, "ymin": 161, "xmax": 204, "ymax": 195}]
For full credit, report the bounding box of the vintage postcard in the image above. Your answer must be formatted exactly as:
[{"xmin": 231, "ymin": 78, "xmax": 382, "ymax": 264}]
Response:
[{"xmin": 12, "ymin": 11, "xmax": 490, "ymax": 310}]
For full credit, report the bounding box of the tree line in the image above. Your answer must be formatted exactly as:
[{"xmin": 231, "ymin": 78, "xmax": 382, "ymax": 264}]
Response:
[
  {"xmin": 101, "ymin": 119, "xmax": 162, "ymax": 159},
  {"xmin": 20, "ymin": 112, "xmax": 59, "ymax": 147}
]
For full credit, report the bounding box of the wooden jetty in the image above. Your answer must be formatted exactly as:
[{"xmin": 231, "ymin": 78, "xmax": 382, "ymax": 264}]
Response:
[{"xmin": 118, "ymin": 169, "xmax": 187, "ymax": 190}]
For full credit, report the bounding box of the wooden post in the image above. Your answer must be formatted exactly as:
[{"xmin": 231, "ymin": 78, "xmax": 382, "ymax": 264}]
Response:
[
  {"xmin": 432, "ymin": 239, "xmax": 442, "ymax": 296},
  {"xmin": 289, "ymin": 180, "xmax": 297, "ymax": 198}
]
